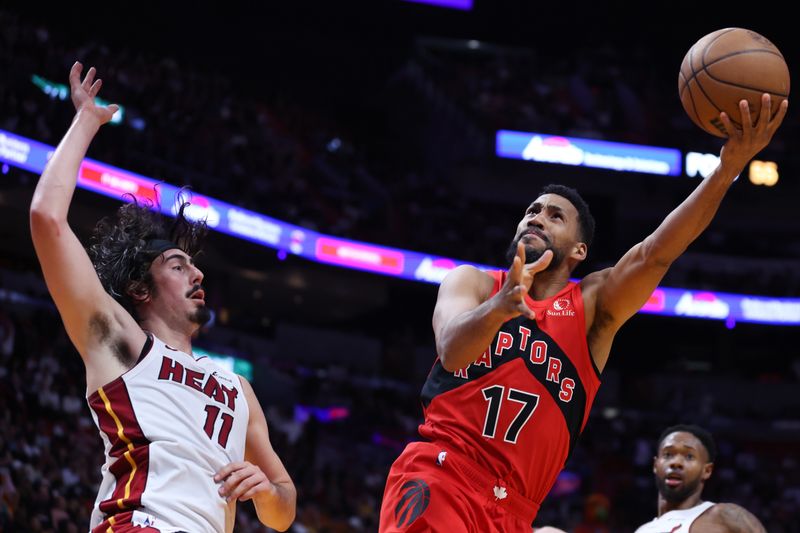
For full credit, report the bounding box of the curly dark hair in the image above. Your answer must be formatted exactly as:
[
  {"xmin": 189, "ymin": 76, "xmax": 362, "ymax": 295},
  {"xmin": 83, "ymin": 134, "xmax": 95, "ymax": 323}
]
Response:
[{"xmin": 87, "ymin": 193, "xmax": 208, "ymax": 318}]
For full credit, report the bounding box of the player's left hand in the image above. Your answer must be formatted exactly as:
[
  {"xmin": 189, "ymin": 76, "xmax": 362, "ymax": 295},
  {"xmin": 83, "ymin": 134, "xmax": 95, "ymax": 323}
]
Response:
[
  {"xmin": 214, "ymin": 461, "xmax": 276, "ymax": 502},
  {"xmin": 719, "ymin": 93, "xmax": 788, "ymax": 169},
  {"xmin": 68, "ymin": 62, "xmax": 119, "ymax": 125}
]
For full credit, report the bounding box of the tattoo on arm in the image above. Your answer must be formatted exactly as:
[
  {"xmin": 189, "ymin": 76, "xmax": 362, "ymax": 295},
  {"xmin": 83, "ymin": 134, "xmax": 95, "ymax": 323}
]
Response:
[{"xmin": 718, "ymin": 504, "xmax": 766, "ymax": 533}]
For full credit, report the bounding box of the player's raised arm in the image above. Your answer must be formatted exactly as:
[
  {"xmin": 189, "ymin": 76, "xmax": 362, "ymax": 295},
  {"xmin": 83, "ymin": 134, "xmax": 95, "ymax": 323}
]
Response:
[
  {"xmin": 29, "ymin": 63, "xmax": 141, "ymax": 359},
  {"xmin": 433, "ymin": 244, "xmax": 552, "ymax": 372},
  {"xmin": 584, "ymin": 94, "xmax": 788, "ymax": 368}
]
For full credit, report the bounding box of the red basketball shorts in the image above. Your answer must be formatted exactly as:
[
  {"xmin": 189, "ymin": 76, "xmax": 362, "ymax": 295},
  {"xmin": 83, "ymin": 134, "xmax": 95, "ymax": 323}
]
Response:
[{"xmin": 379, "ymin": 441, "xmax": 539, "ymax": 533}]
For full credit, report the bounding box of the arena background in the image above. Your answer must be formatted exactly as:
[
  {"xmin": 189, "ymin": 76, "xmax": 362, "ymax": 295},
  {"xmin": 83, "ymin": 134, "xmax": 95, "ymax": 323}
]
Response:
[{"xmin": 0, "ymin": 1, "xmax": 798, "ymax": 531}]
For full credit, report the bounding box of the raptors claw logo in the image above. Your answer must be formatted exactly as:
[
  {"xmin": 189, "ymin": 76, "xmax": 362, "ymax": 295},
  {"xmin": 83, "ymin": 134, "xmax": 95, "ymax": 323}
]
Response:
[{"xmin": 395, "ymin": 479, "xmax": 430, "ymax": 527}]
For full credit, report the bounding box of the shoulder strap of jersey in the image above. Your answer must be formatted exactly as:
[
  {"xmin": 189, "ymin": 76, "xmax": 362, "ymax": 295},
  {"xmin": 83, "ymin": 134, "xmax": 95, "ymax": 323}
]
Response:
[
  {"xmin": 486, "ymin": 270, "xmax": 505, "ymax": 298},
  {"xmin": 138, "ymin": 333, "xmax": 154, "ymax": 364}
]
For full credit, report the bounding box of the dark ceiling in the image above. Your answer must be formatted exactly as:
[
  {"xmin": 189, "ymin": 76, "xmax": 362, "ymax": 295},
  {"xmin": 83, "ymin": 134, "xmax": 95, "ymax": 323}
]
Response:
[{"xmin": 6, "ymin": 1, "xmax": 798, "ymax": 81}]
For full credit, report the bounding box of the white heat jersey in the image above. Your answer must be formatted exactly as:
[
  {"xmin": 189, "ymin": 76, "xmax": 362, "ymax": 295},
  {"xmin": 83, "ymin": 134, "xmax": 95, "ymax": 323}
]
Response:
[
  {"xmin": 634, "ymin": 501, "xmax": 715, "ymax": 533},
  {"xmin": 86, "ymin": 334, "xmax": 249, "ymax": 533}
]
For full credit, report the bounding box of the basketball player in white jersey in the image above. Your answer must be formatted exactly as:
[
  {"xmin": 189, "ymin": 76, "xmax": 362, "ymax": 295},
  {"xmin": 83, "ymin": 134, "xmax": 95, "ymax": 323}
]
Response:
[
  {"xmin": 30, "ymin": 63, "xmax": 296, "ymax": 532},
  {"xmin": 635, "ymin": 424, "xmax": 766, "ymax": 533}
]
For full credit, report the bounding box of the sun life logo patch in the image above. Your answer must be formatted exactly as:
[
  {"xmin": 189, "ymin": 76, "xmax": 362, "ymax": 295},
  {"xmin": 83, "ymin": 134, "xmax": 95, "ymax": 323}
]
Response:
[{"xmin": 547, "ymin": 297, "xmax": 575, "ymax": 317}]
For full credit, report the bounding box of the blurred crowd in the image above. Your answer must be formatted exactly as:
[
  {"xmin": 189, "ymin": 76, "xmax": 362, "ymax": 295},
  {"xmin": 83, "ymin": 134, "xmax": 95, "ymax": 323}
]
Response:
[{"xmin": 1, "ymin": 283, "xmax": 798, "ymax": 532}]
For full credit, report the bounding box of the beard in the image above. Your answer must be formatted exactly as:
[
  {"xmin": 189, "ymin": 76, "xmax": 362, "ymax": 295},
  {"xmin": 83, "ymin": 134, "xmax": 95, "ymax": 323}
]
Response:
[
  {"xmin": 655, "ymin": 475, "xmax": 702, "ymax": 504},
  {"xmin": 186, "ymin": 284, "xmax": 211, "ymax": 326},
  {"xmin": 189, "ymin": 305, "xmax": 213, "ymax": 326},
  {"xmin": 505, "ymin": 233, "xmax": 563, "ymax": 270}
]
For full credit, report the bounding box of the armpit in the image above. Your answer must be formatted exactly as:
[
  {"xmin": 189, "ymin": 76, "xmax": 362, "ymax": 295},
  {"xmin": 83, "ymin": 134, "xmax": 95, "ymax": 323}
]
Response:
[{"xmin": 88, "ymin": 312, "xmax": 136, "ymax": 368}]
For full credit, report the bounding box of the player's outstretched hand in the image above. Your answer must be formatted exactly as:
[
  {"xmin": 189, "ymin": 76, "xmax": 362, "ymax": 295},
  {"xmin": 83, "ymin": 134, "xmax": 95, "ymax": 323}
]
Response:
[
  {"xmin": 215, "ymin": 461, "xmax": 276, "ymax": 503},
  {"xmin": 69, "ymin": 61, "xmax": 119, "ymax": 125},
  {"xmin": 497, "ymin": 241, "xmax": 552, "ymax": 321},
  {"xmin": 719, "ymin": 93, "xmax": 788, "ymax": 169}
]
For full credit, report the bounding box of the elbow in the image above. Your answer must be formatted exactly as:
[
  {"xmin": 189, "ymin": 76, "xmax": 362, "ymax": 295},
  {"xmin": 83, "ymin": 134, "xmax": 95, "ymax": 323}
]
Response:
[
  {"xmin": 279, "ymin": 502, "xmax": 297, "ymax": 532},
  {"xmin": 30, "ymin": 193, "xmax": 54, "ymax": 218},
  {"xmin": 438, "ymin": 345, "xmax": 467, "ymax": 374},
  {"xmin": 440, "ymin": 353, "xmax": 460, "ymax": 373},
  {"xmin": 257, "ymin": 486, "xmax": 296, "ymax": 531},
  {"xmin": 29, "ymin": 208, "xmax": 64, "ymax": 240},
  {"xmin": 265, "ymin": 516, "xmax": 294, "ymax": 532},
  {"xmin": 437, "ymin": 336, "xmax": 473, "ymax": 373},
  {"xmin": 261, "ymin": 509, "xmax": 295, "ymax": 532},
  {"xmin": 29, "ymin": 204, "xmax": 51, "ymax": 223},
  {"xmin": 436, "ymin": 340, "xmax": 456, "ymax": 372},
  {"xmin": 640, "ymin": 237, "xmax": 677, "ymax": 270}
]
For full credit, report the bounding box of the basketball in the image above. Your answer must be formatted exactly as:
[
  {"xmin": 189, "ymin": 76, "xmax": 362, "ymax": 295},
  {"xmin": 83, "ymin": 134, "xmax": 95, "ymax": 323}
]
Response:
[{"xmin": 678, "ymin": 28, "xmax": 790, "ymax": 137}]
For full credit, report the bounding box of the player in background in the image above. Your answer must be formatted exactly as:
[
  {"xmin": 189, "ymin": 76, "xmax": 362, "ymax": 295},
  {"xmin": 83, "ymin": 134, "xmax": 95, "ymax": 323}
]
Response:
[
  {"xmin": 635, "ymin": 424, "xmax": 766, "ymax": 533},
  {"xmin": 29, "ymin": 63, "xmax": 296, "ymax": 532}
]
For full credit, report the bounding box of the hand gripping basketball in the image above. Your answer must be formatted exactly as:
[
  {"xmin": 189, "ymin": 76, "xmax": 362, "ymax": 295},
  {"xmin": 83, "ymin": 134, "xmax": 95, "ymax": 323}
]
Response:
[
  {"xmin": 679, "ymin": 28, "xmax": 790, "ymax": 138},
  {"xmin": 719, "ymin": 93, "xmax": 789, "ymax": 170}
]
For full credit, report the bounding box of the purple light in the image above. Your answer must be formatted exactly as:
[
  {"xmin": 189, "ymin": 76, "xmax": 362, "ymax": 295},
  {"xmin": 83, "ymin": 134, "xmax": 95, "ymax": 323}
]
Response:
[
  {"xmin": 3, "ymin": 127, "xmax": 799, "ymax": 326},
  {"xmin": 325, "ymin": 407, "xmax": 349, "ymax": 421},
  {"xmin": 496, "ymin": 129, "xmax": 682, "ymax": 176},
  {"xmin": 549, "ymin": 470, "xmax": 581, "ymax": 497},
  {"xmin": 294, "ymin": 405, "xmax": 350, "ymax": 423},
  {"xmin": 403, "ymin": 0, "xmax": 472, "ymax": 10},
  {"xmin": 371, "ymin": 432, "xmax": 407, "ymax": 449}
]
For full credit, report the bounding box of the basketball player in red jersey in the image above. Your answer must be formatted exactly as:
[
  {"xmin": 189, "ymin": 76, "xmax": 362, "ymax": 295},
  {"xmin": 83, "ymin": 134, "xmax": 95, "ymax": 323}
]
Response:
[
  {"xmin": 379, "ymin": 93, "xmax": 788, "ymax": 532},
  {"xmin": 30, "ymin": 64, "xmax": 295, "ymax": 532}
]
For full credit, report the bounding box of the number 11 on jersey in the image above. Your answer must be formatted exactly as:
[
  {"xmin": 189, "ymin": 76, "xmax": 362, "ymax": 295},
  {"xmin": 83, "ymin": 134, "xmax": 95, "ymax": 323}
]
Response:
[{"xmin": 203, "ymin": 405, "xmax": 234, "ymax": 448}]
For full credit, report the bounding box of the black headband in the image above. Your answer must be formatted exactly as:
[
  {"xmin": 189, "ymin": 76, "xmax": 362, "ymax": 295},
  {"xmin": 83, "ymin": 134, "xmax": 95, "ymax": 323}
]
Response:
[{"xmin": 144, "ymin": 239, "xmax": 181, "ymax": 256}]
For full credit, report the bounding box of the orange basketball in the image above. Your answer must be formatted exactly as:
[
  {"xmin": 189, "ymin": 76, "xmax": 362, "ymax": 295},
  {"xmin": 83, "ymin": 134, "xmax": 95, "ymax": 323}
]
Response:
[{"xmin": 678, "ymin": 28, "xmax": 790, "ymax": 137}]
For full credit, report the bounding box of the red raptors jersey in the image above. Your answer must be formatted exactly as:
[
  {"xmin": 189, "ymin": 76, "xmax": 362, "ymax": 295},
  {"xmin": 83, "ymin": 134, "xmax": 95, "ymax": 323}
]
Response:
[{"xmin": 419, "ymin": 271, "xmax": 601, "ymax": 506}]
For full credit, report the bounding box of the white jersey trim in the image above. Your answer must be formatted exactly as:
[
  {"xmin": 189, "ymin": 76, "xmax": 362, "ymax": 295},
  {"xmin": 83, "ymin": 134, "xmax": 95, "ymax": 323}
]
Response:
[{"xmin": 634, "ymin": 501, "xmax": 716, "ymax": 533}]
